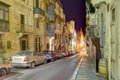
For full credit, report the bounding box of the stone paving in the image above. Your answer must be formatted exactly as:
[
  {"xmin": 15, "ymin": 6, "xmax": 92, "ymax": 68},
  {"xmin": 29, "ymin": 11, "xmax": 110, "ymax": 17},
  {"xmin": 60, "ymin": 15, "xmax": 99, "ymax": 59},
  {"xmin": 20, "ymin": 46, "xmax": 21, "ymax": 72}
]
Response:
[{"xmin": 75, "ymin": 54, "xmax": 104, "ymax": 80}]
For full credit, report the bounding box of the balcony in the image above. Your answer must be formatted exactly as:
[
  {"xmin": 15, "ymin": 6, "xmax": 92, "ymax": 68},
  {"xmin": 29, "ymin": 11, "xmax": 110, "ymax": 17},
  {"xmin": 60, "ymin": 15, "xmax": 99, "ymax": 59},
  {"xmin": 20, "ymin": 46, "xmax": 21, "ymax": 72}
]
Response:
[
  {"xmin": 48, "ymin": 15, "xmax": 55, "ymax": 22},
  {"xmin": 54, "ymin": 25, "xmax": 63, "ymax": 34},
  {"xmin": 0, "ymin": 20, "xmax": 9, "ymax": 32},
  {"xmin": 16, "ymin": 24, "xmax": 33, "ymax": 34},
  {"xmin": 34, "ymin": 7, "xmax": 45, "ymax": 19}
]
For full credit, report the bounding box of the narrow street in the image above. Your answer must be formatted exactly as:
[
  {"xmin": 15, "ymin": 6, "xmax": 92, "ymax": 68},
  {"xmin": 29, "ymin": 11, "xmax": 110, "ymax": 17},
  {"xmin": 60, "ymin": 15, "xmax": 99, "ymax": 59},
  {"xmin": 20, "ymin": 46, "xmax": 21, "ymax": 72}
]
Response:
[
  {"xmin": 1, "ymin": 0, "xmax": 120, "ymax": 80},
  {"xmin": 4, "ymin": 54, "xmax": 81, "ymax": 80}
]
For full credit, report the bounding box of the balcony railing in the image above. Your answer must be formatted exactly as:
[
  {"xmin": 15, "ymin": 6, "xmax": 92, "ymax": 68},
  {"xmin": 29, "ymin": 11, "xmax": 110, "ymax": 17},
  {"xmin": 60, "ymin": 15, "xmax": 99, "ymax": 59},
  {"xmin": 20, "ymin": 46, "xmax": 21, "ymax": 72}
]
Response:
[
  {"xmin": 16, "ymin": 24, "xmax": 33, "ymax": 33},
  {"xmin": 34, "ymin": 7, "xmax": 45, "ymax": 18}
]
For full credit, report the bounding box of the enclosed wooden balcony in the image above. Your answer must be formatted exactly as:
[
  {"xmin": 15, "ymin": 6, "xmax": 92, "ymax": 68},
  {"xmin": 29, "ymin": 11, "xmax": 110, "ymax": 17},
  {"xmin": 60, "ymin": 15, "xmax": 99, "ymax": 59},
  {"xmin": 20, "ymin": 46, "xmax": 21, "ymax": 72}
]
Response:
[{"xmin": 34, "ymin": 7, "xmax": 45, "ymax": 19}]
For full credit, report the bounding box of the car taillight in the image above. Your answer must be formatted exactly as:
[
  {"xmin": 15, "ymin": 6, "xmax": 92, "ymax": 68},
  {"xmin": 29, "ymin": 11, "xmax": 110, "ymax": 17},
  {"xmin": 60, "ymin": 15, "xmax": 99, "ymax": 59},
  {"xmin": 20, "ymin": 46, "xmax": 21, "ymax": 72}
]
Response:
[{"xmin": 24, "ymin": 57, "xmax": 29, "ymax": 62}]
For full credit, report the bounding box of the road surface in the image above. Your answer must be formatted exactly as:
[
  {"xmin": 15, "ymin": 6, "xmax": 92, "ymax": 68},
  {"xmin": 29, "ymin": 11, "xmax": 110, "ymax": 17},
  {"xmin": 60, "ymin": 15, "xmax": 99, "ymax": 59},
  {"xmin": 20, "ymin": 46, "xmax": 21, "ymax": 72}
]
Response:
[{"xmin": 4, "ymin": 54, "xmax": 81, "ymax": 80}]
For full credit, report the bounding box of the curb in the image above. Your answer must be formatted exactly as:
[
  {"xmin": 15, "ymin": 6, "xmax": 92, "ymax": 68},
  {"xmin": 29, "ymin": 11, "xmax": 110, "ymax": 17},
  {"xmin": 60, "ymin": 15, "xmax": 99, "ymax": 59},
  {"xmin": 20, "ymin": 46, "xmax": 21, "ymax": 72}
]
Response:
[{"xmin": 70, "ymin": 55, "xmax": 83, "ymax": 80}]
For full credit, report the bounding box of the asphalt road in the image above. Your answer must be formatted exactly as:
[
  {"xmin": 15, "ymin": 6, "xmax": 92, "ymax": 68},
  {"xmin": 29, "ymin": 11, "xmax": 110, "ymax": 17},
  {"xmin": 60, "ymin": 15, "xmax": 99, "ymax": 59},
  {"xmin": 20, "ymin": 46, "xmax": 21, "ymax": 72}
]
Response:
[{"xmin": 4, "ymin": 54, "xmax": 81, "ymax": 80}]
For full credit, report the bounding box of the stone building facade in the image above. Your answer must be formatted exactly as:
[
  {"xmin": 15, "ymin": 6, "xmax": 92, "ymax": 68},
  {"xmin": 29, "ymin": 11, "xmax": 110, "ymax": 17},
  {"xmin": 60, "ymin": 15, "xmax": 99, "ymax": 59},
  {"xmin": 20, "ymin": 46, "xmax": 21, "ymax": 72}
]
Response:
[{"xmin": 88, "ymin": 0, "xmax": 120, "ymax": 80}]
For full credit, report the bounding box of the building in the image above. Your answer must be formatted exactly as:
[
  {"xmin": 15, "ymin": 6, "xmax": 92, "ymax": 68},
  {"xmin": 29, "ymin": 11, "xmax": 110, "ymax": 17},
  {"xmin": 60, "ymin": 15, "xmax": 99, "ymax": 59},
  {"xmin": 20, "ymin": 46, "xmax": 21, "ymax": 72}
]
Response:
[
  {"xmin": 54, "ymin": 0, "xmax": 65, "ymax": 51},
  {"xmin": 89, "ymin": 0, "xmax": 120, "ymax": 80},
  {"xmin": 0, "ymin": 0, "xmax": 50, "ymax": 63},
  {"xmin": 0, "ymin": 0, "xmax": 34, "ymax": 63},
  {"xmin": 67, "ymin": 20, "xmax": 76, "ymax": 51},
  {"xmin": 0, "ymin": 0, "xmax": 67, "ymax": 63},
  {"xmin": 33, "ymin": 0, "xmax": 47, "ymax": 52}
]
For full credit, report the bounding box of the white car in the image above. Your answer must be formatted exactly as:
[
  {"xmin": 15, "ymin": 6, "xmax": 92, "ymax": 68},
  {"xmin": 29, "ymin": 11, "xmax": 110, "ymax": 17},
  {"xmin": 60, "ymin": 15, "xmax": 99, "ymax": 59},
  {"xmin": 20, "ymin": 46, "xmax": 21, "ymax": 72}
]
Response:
[{"xmin": 10, "ymin": 51, "xmax": 47, "ymax": 68}]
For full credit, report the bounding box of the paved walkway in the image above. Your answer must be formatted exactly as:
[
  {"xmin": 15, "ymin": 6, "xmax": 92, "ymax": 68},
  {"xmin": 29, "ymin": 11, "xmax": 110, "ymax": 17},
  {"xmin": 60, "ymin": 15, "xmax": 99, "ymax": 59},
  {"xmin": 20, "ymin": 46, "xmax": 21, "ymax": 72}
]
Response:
[{"xmin": 75, "ymin": 54, "xmax": 104, "ymax": 80}]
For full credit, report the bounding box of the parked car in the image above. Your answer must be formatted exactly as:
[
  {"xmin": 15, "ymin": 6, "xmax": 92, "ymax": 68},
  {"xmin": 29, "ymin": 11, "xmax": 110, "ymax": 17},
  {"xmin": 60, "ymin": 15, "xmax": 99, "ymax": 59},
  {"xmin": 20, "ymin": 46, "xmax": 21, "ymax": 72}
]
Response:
[
  {"xmin": 42, "ymin": 51, "xmax": 53, "ymax": 62},
  {"xmin": 67, "ymin": 51, "xmax": 72, "ymax": 56},
  {"xmin": 10, "ymin": 51, "xmax": 47, "ymax": 68},
  {"xmin": 62, "ymin": 51, "xmax": 67, "ymax": 57},
  {"xmin": 55, "ymin": 50, "xmax": 63, "ymax": 59},
  {"xmin": 50, "ymin": 51, "xmax": 58, "ymax": 60},
  {"xmin": 70, "ymin": 51, "xmax": 77, "ymax": 55},
  {"xmin": 0, "ymin": 64, "xmax": 11, "ymax": 76}
]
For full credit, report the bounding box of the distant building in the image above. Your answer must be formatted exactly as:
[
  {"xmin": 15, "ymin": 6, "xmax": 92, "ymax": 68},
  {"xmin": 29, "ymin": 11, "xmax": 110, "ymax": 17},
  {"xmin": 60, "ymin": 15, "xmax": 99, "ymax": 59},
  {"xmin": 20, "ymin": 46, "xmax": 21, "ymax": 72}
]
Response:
[
  {"xmin": 67, "ymin": 20, "xmax": 76, "ymax": 51},
  {"xmin": 54, "ymin": 0, "xmax": 66, "ymax": 51}
]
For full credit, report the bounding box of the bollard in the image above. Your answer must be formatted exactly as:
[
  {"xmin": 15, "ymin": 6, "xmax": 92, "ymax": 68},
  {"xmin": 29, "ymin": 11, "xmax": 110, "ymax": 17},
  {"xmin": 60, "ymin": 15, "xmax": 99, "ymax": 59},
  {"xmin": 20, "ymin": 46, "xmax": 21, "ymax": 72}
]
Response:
[{"xmin": 98, "ymin": 58, "xmax": 108, "ymax": 79}]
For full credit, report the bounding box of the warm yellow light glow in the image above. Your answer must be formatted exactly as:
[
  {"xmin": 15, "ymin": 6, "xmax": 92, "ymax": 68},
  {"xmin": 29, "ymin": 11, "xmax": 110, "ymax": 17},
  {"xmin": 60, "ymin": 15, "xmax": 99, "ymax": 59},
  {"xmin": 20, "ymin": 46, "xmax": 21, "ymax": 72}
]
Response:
[
  {"xmin": 49, "ymin": 37, "xmax": 54, "ymax": 51},
  {"xmin": 72, "ymin": 41, "xmax": 76, "ymax": 46},
  {"xmin": 74, "ymin": 32, "xmax": 77, "ymax": 37},
  {"xmin": 49, "ymin": 38, "xmax": 52, "ymax": 51},
  {"xmin": 78, "ymin": 29, "xmax": 87, "ymax": 55}
]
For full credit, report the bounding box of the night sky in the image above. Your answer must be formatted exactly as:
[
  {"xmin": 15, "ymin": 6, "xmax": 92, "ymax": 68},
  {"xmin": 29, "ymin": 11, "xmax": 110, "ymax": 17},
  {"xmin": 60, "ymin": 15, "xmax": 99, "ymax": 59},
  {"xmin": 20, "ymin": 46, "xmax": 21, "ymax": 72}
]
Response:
[{"xmin": 60, "ymin": 0, "xmax": 86, "ymax": 33}]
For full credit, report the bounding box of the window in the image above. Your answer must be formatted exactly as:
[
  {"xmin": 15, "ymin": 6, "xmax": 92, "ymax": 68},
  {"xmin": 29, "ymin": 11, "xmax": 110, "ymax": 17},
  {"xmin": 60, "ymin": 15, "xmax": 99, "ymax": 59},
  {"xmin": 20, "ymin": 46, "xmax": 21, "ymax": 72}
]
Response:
[
  {"xmin": 20, "ymin": 14, "xmax": 25, "ymax": 25},
  {"xmin": 35, "ymin": 37, "xmax": 41, "ymax": 52},
  {"xmin": 21, "ymin": 40, "xmax": 27, "ymax": 51},
  {"xmin": 7, "ymin": 41, "xmax": 11, "ymax": 49},
  {"xmin": 36, "ymin": 20, "xmax": 39, "ymax": 28},
  {"xmin": 101, "ymin": 13, "xmax": 103, "ymax": 23},
  {"xmin": 5, "ymin": 11, "xmax": 8, "ymax": 20},
  {"xmin": 0, "ymin": 10, "xmax": 4, "ymax": 19},
  {"xmin": 48, "ymin": 5, "xmax": 54, "ymax": 20},
  {"xmin": 38, "ymin": 37, "xmax": 41, "ymax": 52},
  {"xmin": 20, "ymin": 14, "xmax": 25, "ymax": 31},
  {"xmin": 35, "ymin": 37, "xmax": 37, "ymax": 51},
  {"xmin": 112, "ymin": 8, "xmax": 115, "ymax": 22},
  {"xmin": 36, "ymin": 0, "xmax": 39, "ymax": 7},
  {"xmin": 46, "ymin": 23, "xmax": 49, "ymax": 31},
  {"xmin": 0, "ymin": 2, "xmax": 9, "ymax": 32},
  {"xmin": 55, "ymin": 34, "xmax": 57, "ymax": 39},
  {"xmin": 0, "ymin": 36, "xmax": 2, "ymax": 50}
]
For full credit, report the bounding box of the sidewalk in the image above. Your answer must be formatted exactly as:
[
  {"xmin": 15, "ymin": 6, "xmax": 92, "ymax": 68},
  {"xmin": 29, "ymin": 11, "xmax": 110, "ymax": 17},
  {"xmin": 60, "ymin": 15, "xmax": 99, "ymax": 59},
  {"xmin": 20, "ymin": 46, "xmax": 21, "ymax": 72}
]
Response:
[{"xmin": 75, "ymin": 54, "xmax": 104, "ymax": 80}]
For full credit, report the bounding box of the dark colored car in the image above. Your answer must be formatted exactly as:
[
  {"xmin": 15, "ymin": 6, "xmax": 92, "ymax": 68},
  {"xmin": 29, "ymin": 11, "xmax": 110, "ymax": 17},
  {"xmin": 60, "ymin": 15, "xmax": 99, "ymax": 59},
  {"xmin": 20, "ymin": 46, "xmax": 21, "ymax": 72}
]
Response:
[
  {"xmin": 50, "ymin": 51, "xmax": 58, "ymax": 60},
  {"xmin": 62, "ymin": 51, "xmax": 68, "ymax": 57},
  {"xmin": 70, "ymin": 51, "xmax": 77, "ymax": 55},
  {"xmin": 55, "ymin": 50, "xmax": 63, "ymax": 59},
  {"xmin": 42, "ymin": 51, "xmax": 53, "ymax": 62}
]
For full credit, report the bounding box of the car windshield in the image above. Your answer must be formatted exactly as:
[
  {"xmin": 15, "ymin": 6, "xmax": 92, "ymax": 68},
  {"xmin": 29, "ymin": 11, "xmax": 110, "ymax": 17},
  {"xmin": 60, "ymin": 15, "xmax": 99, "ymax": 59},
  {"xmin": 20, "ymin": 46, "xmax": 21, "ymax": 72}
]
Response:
[{"xmin": 16, "ymin": 51, "xmax": 33, "ymax": 56}]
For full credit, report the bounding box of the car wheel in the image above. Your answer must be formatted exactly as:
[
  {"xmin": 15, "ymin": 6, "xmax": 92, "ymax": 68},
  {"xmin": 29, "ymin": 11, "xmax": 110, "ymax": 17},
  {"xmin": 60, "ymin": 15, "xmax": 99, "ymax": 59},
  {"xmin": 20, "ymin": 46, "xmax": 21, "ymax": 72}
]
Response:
[
  {"xmin": 7, "ymin": 68, "xmax": 10, "ymax": 74},
  {"xmin": 0, "ymin": 69, "xmax": 3, "ymax": 76},
  {"xmin": 51, "ymin": 59, "xmax": 54, "ymax": 62},
  {"xmin": 1, "ymin": 68, "xmax": 7, "ymax": 76},
  {"xmin": 30, "ymin": 62, "xmax": 35, "ymax": 69},
  {"xmin": 44, "ymin": 60, "xmax": 47, "ymax": 64}
]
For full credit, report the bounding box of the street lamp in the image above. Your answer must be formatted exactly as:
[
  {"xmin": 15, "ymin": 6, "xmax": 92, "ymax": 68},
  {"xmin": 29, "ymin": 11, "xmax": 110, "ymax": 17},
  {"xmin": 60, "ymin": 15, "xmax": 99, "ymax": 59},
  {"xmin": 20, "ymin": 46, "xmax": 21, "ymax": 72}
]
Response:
[{"xmin": 49, "ymin": 37, "xmax": 54, "ymax": 51}]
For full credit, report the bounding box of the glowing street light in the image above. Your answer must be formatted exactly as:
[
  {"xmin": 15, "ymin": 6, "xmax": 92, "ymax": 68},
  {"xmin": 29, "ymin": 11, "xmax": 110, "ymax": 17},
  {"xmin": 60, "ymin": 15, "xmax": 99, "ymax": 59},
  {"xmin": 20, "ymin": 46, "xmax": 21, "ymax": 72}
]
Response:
[{"xmin": 49, "ymin": 37, "xmax": 54, "ymax": 51}]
